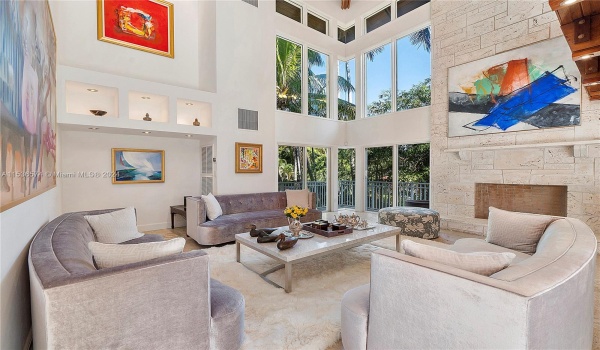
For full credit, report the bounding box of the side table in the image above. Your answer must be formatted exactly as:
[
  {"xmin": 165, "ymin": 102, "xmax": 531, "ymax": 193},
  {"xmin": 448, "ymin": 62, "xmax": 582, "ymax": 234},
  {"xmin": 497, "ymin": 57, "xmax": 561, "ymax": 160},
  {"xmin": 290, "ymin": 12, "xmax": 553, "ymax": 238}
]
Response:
[{"xmin": 170, "ymin": 205, "xmax": 187, "ymax": 229}]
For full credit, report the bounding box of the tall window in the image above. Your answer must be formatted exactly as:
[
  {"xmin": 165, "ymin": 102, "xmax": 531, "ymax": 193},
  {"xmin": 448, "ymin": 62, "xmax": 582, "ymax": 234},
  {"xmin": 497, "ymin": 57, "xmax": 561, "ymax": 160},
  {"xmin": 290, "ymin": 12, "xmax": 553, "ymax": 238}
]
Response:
[
  {"xmin": 397, "ymin": 143, "xmax": 430, "ymax": 206},
  {"xmin": 278, "ymin": 145, "xmax": 328, "ymax": 211},
  {"xmin": 338, "ymin": 59, "xmax": 356, "ymax": 121},
  {"xmin": 396, "ymin": 27, "xmax": 431, "ymax": 111},
  {"xmin": 278, "ymin": 145, "xmax": 304, "ymax": 189},
  {"xmin": 308, "ymin": 49, "xmax": 328, "ymax": 118},
  {"xmin": 365, "ymin": 146, "xmax": 393, "ymax": 211},
  {"xmin": 276, "ymin": 37, "xmax": 302, "ymax": 113},
  {"xmin": 338, "ymin": 148, "xmax": 356, "ymax": 208},
  {"xmin": 365, "ymin": 43, "xmax": 392, "ymax": 117},
  {"xmin": 306, "ymin": 147, "xmax": 328, "ymax": 210}
]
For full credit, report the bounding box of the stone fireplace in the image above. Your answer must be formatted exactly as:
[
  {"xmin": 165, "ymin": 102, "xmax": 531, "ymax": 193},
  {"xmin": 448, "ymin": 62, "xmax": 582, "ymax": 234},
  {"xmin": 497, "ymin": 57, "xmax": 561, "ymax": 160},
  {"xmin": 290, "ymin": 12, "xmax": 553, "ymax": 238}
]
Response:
[{"xmin": 474, "ymin": 183, "xmax": 568, "ymax": 219}]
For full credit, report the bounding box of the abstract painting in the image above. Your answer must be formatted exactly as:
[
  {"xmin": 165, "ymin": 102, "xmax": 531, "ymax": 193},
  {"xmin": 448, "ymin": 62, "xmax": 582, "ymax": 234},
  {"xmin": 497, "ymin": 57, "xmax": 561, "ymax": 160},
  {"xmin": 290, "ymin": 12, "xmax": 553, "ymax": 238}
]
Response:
[
  {"xmin": 97, "ymin": 0, "xmax": 174, "ymax": 58},
  {"xmin": 235, "ymin": 143, "xmax": 262, "ymax": 173},
  {"xmin": 1, "ymin": 0, "xmax": 57, "ymax": 212},
  {"xmin": 112, "ymin": 149, "xmax": 165, "ymax": 184},
  {"xmin": 448, "ymin": 37, "xmax": 580, "ymax": 137}
]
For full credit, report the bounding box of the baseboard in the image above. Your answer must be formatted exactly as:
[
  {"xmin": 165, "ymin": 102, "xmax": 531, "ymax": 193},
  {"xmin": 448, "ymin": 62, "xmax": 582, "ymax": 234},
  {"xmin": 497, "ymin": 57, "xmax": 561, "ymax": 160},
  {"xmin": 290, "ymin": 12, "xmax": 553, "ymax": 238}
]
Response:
[{"xmin": 23, "ymin": 329, "xmax": 32, "ymax": 350}]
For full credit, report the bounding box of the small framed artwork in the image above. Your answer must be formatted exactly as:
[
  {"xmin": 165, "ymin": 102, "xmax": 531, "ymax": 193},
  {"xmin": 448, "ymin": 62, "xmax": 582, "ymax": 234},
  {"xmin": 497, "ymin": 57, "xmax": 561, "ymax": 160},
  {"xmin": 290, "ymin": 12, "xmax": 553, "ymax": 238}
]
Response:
[
  {"xmin": 112, "ymin": 148, "xmax": 165, "ymax": 184},
  {"xmin": 235, "ymin": 143, "xmax": 263, "ymax": 173},
  {"xmin": 97, "ymin": 0, "xmax": 174, "ymax": 58}
]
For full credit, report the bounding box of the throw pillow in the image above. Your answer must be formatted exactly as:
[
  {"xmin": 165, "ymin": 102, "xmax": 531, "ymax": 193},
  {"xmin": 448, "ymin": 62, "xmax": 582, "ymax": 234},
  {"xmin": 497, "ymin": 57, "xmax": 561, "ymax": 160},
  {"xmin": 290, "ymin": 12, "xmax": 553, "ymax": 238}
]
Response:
[
  {"xmin": 84, "ymin": 207, "xmax": 143, "ymax": 244},
  {"xmin": 402, "ymin": 240, "xmax": 516, "ymax": 276},
  {"xmin": 486, "ymin": 207, "xmax": 557, "ymax": 254},
  {"xmin": 201, "ymin": 193, "xmax": 223, "ymax": 220},
  {"xmin": 286, "ymin": 189, "xmax": 309, "ymax": 208},
  {"xmin": 88, "ymin": 237, "xmax": 186, "ymax": 269}
]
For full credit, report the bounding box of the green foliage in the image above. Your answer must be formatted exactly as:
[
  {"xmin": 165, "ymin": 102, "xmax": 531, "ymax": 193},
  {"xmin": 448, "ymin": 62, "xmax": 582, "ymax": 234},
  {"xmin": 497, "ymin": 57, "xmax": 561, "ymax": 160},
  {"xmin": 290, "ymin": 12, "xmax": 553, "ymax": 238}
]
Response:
[
  {"xmin": 366, "ymin": 147, "xmax": 393, "ymax": 181},
  {"xmin": 338, "ymin": 149, "xmax": 355, "ymax": 181},
  {"xmin": 276, "ymin": 38, "xmax": 302, "ymax": 113},
  {"xmin": 366, "ymin": 78, "xmax": 431, "ymax": 116},
  {"xmin": 306, "ymin": 147, "xmax": 327, "ymax": 181},
  {"xmin": 398, "ymin": 144, "xmax": 430, "ymax": 183}
]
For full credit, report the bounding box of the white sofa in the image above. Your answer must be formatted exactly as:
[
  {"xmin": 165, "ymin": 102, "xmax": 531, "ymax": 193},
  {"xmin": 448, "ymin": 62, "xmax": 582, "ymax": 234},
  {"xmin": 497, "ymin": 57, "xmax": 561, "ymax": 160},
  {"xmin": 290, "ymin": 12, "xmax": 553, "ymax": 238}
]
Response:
[{"xmin": 341, "ymin": 215, "xmax": 597, "ymax": 349}]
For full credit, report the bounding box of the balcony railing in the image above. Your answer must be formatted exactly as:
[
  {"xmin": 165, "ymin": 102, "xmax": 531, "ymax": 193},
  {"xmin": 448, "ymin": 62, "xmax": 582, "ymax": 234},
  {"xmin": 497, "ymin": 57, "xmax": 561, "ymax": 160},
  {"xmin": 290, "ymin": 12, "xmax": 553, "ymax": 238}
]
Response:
[{"xmin": 278, "ymin": 180, "xmax": 429, "ymax": 212}]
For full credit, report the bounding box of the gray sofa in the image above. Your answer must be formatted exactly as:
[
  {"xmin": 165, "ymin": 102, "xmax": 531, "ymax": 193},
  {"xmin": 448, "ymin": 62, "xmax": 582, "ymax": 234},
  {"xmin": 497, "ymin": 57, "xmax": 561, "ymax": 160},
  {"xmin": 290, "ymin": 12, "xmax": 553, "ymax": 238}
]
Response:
[
  {"xmin": 186, "ymin": 192, "xmax": 322, "ymax": 245},
  {"xmin": 29, "ymin": 209, "xmax": 245, "ymax": 350},
  {"xmin": 341, "ymin": 215, "xmax": 597, "ymax": 349}
]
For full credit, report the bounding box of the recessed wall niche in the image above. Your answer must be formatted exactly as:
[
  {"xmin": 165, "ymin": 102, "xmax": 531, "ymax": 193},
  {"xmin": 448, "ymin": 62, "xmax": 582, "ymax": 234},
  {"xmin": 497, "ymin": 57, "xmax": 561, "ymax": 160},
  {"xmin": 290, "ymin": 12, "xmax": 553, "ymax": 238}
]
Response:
[
  {"xmin": 176, "ymin": 99, "xmax": 212, "ymax": 127},
  {"xmin": 65, "ymin": 81, "xmax": 118, "ymax": 117},
  {"xmin": 128, "ymin": 91, "xmax": 169, "ymax": 123}
]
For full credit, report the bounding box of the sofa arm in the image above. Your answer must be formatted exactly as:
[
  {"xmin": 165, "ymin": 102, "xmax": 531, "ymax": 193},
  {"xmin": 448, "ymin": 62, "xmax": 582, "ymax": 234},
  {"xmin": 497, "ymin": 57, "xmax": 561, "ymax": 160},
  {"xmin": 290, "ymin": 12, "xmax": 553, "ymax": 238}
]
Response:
[
  {"xmin": 41, "ymin": 251, "xmax": 211, "ymax": 349},
  {"xmin": 365, "ymin": 249, "xmax": 531, "ymax": 349},
  {"xmin": 187, "ymin": 196, "xmax": 207, "ymax": 228}
]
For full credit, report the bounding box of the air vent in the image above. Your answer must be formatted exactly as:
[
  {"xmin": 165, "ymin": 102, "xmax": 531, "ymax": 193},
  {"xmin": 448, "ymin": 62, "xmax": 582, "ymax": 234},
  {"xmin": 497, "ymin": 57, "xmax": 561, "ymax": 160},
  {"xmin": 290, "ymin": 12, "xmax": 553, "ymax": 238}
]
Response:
[
  {"xmin": 238, "ymin": 109, "xmax": 259, "ymax": 130},
  {"xmin": 242, "ymin": 0, "xmax": 258, "ymax": 7}
]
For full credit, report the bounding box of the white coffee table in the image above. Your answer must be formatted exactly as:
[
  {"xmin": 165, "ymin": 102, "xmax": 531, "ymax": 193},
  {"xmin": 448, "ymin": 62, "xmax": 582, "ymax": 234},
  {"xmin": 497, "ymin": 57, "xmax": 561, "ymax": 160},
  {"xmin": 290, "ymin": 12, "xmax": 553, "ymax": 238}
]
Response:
[{"xmin": 235, "ymin": 223, "xmax": 401, "ymax": 293}]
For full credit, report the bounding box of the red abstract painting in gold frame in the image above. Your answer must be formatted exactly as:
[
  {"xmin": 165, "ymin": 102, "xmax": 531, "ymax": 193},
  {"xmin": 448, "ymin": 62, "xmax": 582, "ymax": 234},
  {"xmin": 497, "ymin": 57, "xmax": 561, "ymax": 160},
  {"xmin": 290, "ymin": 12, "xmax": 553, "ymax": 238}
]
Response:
[
  {"xmin": 97, "ymin": 0, "xmax": 174, "ymax": 58},
  {"xmin": 235, "ymin": 143, "xmax": 263, "ymax": 173}
]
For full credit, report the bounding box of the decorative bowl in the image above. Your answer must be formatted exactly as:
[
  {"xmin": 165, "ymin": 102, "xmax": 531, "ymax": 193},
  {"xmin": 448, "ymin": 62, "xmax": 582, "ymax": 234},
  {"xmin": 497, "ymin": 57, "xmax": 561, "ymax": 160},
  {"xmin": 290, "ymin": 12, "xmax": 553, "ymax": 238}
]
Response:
[{"xmin": 89, "ymin": 110, "xmax": 107, "ymax": 116}]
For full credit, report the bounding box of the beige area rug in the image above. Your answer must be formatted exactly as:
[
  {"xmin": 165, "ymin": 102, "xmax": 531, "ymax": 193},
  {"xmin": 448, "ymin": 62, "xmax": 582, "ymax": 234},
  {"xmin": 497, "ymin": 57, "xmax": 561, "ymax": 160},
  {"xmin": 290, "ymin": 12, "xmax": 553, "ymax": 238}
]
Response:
[{"xmin": 151, "ymin": 229, "xmax": 600, "ymax": 349}]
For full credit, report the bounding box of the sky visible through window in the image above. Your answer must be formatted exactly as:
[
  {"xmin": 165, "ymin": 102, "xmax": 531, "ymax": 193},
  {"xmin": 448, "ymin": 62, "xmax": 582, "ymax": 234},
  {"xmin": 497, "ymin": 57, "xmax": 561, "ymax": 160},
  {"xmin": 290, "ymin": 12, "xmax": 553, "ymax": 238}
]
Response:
[
  {"xmin": 338, "ymin": 59, "xmax": 356, "ymax": 103},
  {"xmin": 396, "ymin": 35, "xmax": 430, "ymax": 92},
  {"xmin": 366, "ymin": 43, "xmax": 391, "ymax": 112}
]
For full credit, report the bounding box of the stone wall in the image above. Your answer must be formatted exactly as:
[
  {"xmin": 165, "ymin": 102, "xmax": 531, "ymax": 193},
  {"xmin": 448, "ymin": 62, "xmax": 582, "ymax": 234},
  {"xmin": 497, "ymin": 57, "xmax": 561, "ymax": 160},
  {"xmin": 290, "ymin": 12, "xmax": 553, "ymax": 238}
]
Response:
[{"xmin": 429, "ymin": 0, "xmax": 600, "ymax": 235}]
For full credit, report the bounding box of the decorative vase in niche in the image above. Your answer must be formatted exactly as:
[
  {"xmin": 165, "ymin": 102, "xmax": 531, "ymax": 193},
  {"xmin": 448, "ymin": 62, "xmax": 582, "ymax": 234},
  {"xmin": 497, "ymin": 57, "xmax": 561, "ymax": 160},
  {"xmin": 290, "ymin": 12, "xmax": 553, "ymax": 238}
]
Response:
[
  {"xmin": 193, "ymin": 118, "xmax": 200, "ymax": 126},
  {"xmin": 143, "ymin": 113, "xmax": 152, "ymax": 121},
  {"xmin": 288, "ymin": 218, "xmax": 302, "ymax": 237}
]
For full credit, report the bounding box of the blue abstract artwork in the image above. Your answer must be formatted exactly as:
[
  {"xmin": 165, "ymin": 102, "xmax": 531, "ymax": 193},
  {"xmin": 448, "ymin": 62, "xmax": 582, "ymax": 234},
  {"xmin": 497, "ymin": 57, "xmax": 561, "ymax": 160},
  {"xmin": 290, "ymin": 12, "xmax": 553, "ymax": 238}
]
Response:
[{"xmin": 448, "ymin": 37, "xmax": 580, "ymax": 137}]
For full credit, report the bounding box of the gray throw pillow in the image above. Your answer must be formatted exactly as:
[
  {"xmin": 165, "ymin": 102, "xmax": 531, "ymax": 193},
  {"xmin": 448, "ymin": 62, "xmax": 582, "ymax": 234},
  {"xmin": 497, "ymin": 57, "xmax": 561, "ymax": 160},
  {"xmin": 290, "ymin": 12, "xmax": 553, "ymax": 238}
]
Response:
[
  {"xmin": 486, "ymin": 207, "xmax": 558, "ymax": 254},
  {"xmin": 402, "ymin": 240, "xmax": 515, "ymax": 276}
]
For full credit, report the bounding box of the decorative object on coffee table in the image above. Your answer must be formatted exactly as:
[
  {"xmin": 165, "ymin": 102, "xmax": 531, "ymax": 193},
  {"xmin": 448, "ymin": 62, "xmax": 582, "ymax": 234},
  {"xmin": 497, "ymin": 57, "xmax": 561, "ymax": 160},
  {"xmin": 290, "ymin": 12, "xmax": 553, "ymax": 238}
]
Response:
[
  {"xmin": 143, "ymin": 113, "xmax": 152, "ymax": 121},
  {"xmin": 378, "ymin": 206, "xmax": 440, "ymax": 239},
  {"xmin": 257, "ymin": 233, "xmax": 280, "ymax": 243},
  {"xmin": 284, "ymin": 205, "xmax": 308, "ymax": 237},
  {"xmin": 193, "ymin": 118, "xmax": 200, "ymax": 126},
  {"xmin": 90, "ymin": 109, "xmax": 107, "ymax": 116},
  {"xmin": 276, "ymin": 233, "xmax": 298, "ymax": 250},
  {"xmin": 302, "ymin": 221, "xmax": 353, "ymax": 238},
  {"xmin": 249, "ymin": 224, "xmax": 277, "ymax": 237}
]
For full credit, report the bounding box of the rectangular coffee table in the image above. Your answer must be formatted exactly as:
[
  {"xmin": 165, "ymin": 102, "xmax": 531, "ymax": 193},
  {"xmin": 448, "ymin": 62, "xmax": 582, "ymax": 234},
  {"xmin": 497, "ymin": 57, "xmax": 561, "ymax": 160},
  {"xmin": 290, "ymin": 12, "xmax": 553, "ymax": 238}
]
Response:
[{"xmin": 235, "ymin": 223, "xmax": 401, "ymax": 293}]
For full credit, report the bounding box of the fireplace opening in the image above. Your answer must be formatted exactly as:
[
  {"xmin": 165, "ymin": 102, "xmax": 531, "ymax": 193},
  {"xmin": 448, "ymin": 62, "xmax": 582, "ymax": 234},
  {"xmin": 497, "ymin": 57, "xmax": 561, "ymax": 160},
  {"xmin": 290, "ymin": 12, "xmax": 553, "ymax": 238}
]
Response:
[{"xmin": 475, "ymin": 183, "xmax": 568, "ymax": 219}]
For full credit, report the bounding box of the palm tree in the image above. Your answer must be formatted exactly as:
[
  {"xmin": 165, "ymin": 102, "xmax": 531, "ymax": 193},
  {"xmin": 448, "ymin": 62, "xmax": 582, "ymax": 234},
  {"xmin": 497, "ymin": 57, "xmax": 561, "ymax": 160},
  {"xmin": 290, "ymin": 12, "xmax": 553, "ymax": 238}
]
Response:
[
  {"xmin": 409, "ymin": 27, "xmax": 430, "ymax": 53},
  {"xmin": 276, "ymin": 38, "xmax": 302, "ymax": 113}
]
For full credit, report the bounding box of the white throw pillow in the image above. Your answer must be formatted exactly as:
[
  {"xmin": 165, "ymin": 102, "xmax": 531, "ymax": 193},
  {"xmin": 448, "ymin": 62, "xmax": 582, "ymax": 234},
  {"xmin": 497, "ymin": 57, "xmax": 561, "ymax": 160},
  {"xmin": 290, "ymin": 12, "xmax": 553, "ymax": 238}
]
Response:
[
  {"xmin": 486, "ymin": 207, "xmax": 557, "ymax": 254},
  {"xmin": 88, "ymin": 237, "xmax": 186, "ymax": 269},
  {"xmin": 84, "ymin": 207, "xmax": 143, "ymax": 244},
  {"xmin": 201, "ymin": 193, "xmax": 223, "ymax": 220},
  {"xmin": 286, "ymin": 189, "xmax": 309, "ymax": 208},
  {"xmin": 402, "ymin": 240, "xmax": 516, "ymax": 276}
]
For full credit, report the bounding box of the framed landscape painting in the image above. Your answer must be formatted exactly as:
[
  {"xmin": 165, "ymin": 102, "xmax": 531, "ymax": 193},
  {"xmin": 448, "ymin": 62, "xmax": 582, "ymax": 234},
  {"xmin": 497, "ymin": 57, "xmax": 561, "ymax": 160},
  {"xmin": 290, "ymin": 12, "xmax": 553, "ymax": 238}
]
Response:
[
  {"xmin": 448, "ymin": 37, "xmax": 580, "ymax": 137},
  {"xmin": 112, "ymin": 149, "xmax": 165, "ymax": 184},
  {"xmin": 97, "ymin": 0, "xmax": 174, "ymax": 58},
  {"xmin": 235, "ymin": 143, "xmax": 263, "ymax": 173},
  {"xmin": 1, "ymin": 0, "xmax": 57, "ymax": 212}
]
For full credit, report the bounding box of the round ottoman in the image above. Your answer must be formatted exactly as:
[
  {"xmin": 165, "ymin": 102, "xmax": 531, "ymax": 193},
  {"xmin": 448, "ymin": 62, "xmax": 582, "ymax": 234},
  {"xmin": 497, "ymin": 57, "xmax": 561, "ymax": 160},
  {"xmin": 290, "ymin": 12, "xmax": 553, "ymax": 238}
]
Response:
[{"xmin": 378, "ymin": 206, "xmax": 440, "ymax": 239}]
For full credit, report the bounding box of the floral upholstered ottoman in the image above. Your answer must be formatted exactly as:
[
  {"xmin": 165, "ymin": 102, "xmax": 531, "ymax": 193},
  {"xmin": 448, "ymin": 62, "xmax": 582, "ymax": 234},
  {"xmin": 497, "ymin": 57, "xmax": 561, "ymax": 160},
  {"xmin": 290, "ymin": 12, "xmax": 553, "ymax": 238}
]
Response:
[{"xmin": 378, "ymin": 206, "xmax": 440, "ymax": 239}]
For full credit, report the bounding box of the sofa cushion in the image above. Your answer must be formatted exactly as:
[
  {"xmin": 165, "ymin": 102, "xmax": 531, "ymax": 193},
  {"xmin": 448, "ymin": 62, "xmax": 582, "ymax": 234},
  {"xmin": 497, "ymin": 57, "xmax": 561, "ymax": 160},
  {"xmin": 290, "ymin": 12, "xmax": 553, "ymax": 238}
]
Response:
[
  {"xmin": 491, "ymin": 219, "xmax": 577, "ymax": 282},
  {"xmin": 84, "ymin": 207, "xmax": 143, "ymax": 244},
  {"xmin": 486, "ymin": 207, "xmax": 558, "ymax": 254},
  {"xmin": 450, "ymin": 238, "xmax": 530, "ymax": 264},
  {"xmin": 286, "ymin": 189, "xmax": 309, "ymax": 208},
  {"xmin": 202, "ymin": 193, "xmax": 223, "ymax": 220},
  {"xmin": 216, "ymin": 192, "xmax": 288, "ymax": 215},
  {"xmin": 88, "ymin": 238, "xmax": 186, "ymax": 269},
  {"xmin": 402, "ymin": 240, "xmax": 515, "ymax": 276}
]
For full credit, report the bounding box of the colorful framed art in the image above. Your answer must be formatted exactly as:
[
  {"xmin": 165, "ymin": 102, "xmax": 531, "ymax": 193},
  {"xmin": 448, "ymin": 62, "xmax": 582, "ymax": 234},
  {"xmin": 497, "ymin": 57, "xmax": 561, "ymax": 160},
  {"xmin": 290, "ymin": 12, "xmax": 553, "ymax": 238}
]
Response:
[
  {"xmin": 235, "ymin": 143, "xmax": 263, "ymax": 173},
  {"xmin": 1, "ymin": 0, "xmax": 57, "ymax": 212},
  {"xmin": 97, "ymin": 0, "xmax": 174, "ymax": 58},
  {"xmin": 112, "ymin": 148, "xmax": 165, "ymax": 184},
  {"xmin": 447, "ymin": 37, "xmax": 580, "ymax": 137}
]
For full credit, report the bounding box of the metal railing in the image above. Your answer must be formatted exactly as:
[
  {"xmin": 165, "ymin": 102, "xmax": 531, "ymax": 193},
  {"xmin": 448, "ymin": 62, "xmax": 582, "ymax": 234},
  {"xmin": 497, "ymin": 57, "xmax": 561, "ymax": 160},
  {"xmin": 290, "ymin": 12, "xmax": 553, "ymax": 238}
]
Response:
[
  {"xmin": 278, "ymin": 180, "xmax": 429, "ymax": 212},
  {"xmin": 338, "ymin": 180, "xmax": 355, "ymax": 208}
]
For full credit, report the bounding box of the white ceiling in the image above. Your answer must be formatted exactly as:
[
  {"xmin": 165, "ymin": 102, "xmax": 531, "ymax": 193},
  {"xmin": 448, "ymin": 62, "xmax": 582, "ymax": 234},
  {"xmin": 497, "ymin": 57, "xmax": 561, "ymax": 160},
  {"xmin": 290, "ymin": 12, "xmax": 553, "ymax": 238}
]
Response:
[{"xmin": 303, "ymin": 0, "xmax": 389, "ymax": 25}]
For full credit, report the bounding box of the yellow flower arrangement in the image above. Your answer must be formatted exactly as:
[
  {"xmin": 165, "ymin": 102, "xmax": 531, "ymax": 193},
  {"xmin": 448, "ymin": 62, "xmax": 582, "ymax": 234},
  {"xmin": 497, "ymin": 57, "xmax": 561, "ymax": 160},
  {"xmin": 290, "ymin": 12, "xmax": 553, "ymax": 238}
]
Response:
[{"xmin": 284, "ymin": 205, "xmax": 308, "ymax": 219}]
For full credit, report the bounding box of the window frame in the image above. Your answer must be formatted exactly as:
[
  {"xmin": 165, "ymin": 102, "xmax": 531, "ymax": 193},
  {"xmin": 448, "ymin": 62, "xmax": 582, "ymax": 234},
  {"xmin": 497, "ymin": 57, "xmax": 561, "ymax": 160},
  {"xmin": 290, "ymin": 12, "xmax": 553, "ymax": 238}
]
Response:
[
  {"xmin": 275, "ymin": 0, "xmax": 303, "ymax": 24},
  {"xmin": 364, "ymin": 4, "xmax": 392, "ymax": 34},
  {"xmin": 306, "ymin": 10, "xmax": 329, "ymax": 35}
]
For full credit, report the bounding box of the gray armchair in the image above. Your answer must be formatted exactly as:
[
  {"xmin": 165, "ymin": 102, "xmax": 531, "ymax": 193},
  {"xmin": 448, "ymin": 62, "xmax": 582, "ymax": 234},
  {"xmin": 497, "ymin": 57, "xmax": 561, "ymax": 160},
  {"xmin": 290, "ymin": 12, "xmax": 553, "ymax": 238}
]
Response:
[
  {"xmin": 342, "ymin": 217, "xmax": 596, "ymax": 349},
  {"xmin": 29, "ymin": 209, "xmax": 245, "ymax": 349}
]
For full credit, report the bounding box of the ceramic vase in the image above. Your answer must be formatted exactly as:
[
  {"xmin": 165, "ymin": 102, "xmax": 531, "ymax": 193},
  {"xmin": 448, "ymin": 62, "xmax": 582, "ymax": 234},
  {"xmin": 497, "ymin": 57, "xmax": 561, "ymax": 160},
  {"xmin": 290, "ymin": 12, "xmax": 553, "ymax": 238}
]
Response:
[{"xmin": 288, "ymin": 218, "xmax": 302, "ymax": 237}]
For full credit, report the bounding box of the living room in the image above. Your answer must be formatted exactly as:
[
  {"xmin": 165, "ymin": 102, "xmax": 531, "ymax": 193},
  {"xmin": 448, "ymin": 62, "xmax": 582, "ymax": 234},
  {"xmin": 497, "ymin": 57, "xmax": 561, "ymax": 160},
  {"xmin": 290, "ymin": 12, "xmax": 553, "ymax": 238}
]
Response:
[{"xmin": 2, "ymin": 0, "xmax": 600, "ymax": 349}]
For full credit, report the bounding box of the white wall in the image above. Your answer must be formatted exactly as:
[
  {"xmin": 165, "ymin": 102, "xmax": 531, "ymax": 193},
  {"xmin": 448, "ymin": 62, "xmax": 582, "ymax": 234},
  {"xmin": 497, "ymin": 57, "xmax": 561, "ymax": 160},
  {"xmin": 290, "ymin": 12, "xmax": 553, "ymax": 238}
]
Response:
[
  {"xmin": 0, "ymin": 189, "xmax": 61, "ymax": 350},
  {"xmin": 60, "ymin": 131, "xmax": 201, "ymax": 230},
  {"xmin": 49, "ymin": 0, "xmax": 215, "ymax": 91}
]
